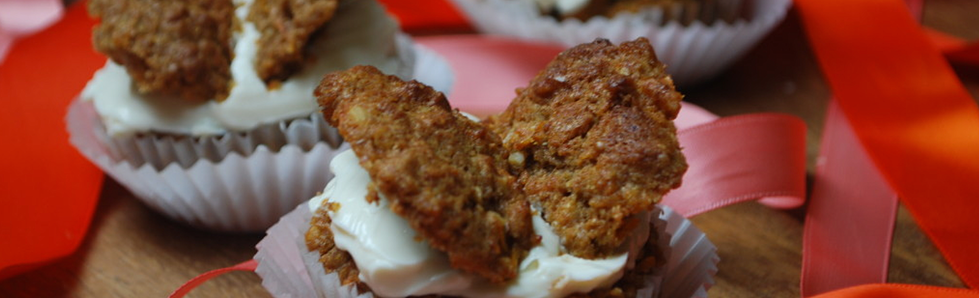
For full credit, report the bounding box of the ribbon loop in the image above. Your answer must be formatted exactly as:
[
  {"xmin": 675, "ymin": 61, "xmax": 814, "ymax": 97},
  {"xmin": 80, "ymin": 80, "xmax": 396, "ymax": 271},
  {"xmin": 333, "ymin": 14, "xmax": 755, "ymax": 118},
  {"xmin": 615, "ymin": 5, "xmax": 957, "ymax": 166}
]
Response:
[{"xmin": 663, "ymin": 113, "xmax": 808, "ymax": 217}]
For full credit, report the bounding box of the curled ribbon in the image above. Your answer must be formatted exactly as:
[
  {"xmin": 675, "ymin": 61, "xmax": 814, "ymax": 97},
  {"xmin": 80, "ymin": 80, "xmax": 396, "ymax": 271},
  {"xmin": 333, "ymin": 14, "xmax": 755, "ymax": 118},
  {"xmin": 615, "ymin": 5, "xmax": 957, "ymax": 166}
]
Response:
[{"xmin": 167, "ymin": 260, "xmax": 258, "ymax": 298}]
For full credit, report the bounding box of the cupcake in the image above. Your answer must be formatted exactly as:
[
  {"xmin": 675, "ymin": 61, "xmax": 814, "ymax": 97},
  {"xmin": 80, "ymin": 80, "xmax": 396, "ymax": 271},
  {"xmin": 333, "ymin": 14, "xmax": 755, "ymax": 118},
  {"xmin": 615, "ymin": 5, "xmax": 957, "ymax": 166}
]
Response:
[
  {"xmin": 66, "ymin": 0, "xmax": 426, "ymax": 232},
  {"xmin": 255, "ymin": 38, "xmax": 715, "ymax": 297},
  {"xmin": 449, "ymin": 0, "xmax": 791, "ymax": 85}
]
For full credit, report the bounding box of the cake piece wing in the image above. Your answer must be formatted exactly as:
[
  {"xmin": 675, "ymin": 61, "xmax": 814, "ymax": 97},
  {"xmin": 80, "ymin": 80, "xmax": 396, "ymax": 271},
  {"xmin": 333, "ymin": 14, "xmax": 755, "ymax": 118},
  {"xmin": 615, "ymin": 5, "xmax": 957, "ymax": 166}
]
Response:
[
  {"xmin": 88, "ymin": 0, "xmax": 235, "ymax": 101},
  {"xmin": 315, "ymin": 66, "xmax": 535, "ymax": 283},
  {"xmin": 248, "ymin": 0, "xmax": 339, "ymax": 84},
  {"xmin": 486, "ymin": 38, "xmax": 688, "ymax": 259}
]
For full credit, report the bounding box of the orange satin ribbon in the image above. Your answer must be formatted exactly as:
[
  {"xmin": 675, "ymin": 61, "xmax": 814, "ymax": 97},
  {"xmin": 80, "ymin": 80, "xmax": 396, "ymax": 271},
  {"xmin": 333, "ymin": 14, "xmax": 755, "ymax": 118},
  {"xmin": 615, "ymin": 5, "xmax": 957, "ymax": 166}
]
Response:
[{"xmin": 796, "ymin": 0, "xmax": 979, "ymax": 294}]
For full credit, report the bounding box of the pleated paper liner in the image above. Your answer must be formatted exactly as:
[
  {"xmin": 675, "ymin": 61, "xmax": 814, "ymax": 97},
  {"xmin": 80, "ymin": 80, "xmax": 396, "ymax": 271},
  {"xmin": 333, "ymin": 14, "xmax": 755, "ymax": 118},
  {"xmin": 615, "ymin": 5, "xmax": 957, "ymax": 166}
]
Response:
[
  {"xmin": 66, "ymin": 42, "xmax": 453, "ymax": 232},
  {"xmin": 254, "ymin": 205, "xmax": 716, "ymax": 298},
  {"xmin": 449, "ymin": 0, "xmax": 790, "ymax": 86}
]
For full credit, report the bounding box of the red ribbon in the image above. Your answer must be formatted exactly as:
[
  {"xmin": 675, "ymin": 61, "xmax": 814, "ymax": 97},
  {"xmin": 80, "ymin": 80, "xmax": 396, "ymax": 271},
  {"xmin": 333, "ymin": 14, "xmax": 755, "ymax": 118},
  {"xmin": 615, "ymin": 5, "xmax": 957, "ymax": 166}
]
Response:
[
  {"xmin": 0, "ymin": 1, "xmax": 105, "ymax": 280},
  {"xmin": 376, "ymin": 0, "xmax": 472, "ymax": 33},
  {"xmin": 796, "ymin": 0, "xmax": 979, "ymax": 296},
  {"xmin": 664, "ymin": 113, "xmax": 807, "ymax": 216},
  {"xmin": 802, "ymin": 101, "xmax": 899, "ymax": 296},
  {"xmin": 168, "ymin": 260, "xmax": 258, "ymax": 298},
  {"xmin": 815, "ymin": 284, "xmax": 979, "ymax": 298}
]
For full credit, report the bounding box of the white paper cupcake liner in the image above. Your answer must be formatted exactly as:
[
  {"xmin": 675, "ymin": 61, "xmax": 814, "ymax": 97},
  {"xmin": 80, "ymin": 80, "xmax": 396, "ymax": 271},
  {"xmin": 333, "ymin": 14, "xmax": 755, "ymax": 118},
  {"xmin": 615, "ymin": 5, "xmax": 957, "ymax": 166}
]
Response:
[
  {"xmin": 255, "ymin": 205, "xmax": 717, "ymax": 298},
  {"xmin": 99, "ymin": 111, "xmax": 343, "ymax": 170},
  {"xmin": 68, "ymin": 99, "xmax": 348, "ymax": 231},
  {"xmin": 449, "ymin": 0, "xmax": 790, "ymax": 86},
  {"xmin": 66, "ymin": 42, "xmax": 454, "ymax": 232}
]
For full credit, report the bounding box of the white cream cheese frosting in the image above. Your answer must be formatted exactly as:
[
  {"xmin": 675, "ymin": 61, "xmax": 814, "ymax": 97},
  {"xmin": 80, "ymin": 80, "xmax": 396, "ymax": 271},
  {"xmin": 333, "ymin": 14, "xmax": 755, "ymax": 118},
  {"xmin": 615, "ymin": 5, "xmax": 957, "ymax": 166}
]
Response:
[
  {"xmin": 82, "ymin": 0, "xmax": 413, "ymax": 136},
  {"xmin": 309, "ymin": 149, "xmax": 653, "ymax": 298}
]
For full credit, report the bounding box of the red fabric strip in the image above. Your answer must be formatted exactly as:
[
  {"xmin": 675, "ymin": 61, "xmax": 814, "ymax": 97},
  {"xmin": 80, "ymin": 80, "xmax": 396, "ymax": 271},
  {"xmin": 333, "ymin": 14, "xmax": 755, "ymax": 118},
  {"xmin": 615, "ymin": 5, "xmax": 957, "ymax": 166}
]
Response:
[
  {"xmin": 796, "ymin": 0, "xmax": 979, "ymax": 288},
  {"xmin": 662, "ymin": 113, "xmax": 808, "ymax": 217},
  {"xmin": 376, "ymin": 0, "xmax": 472, "ymax": 33},
  {"xmin": 168, "ymin": 260, "xmax": 259, "ymax": 298},
  {"xmin": 924, "ymin": 28, "xmax": 979, "ymax": 66},
  {"xmin": 814, "ymin": 284, "xmax": 979, "ymax": 298},
  {"xmin": 0, "ymin": 2, "xmax": 105, "ymax": 280},
  {"xmin": 801, "ymin": 101, "xmax": 898, "ymax": 297},
  {"xmin": 944, "ymin": 43, "xmax": 979, "ymax": 67}
]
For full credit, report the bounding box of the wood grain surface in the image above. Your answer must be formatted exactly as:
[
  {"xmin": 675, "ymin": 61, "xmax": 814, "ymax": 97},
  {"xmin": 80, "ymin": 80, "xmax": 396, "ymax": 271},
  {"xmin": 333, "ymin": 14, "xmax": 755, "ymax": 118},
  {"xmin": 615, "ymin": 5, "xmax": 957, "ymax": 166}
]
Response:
[{"xmin": 3, "ymin": 0, "xmax": 978, "ymax": 297}]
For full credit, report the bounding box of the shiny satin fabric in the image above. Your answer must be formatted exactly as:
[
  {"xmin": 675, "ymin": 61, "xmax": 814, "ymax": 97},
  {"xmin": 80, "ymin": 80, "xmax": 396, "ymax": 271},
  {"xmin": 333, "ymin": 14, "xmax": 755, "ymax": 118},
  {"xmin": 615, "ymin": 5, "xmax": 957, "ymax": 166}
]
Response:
[
  {"xmin": 0, "ymin": 1, "xmax": 104, "ymax": 280},
  {"xmin": 796, "ymin": 0, "xmax": 979, "ymax": 296}
]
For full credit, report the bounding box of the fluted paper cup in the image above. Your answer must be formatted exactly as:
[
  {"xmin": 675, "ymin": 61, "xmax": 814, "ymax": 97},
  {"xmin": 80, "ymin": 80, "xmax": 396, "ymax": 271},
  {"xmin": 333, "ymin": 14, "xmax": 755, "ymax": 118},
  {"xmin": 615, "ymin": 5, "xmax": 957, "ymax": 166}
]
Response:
[
  {"xmin": 449, "ymin": 0, "xmax": 791, "ymax": 86},
  {"xmin": 254, "ymin": 205, "xmax": 717, "ymax": 297}
]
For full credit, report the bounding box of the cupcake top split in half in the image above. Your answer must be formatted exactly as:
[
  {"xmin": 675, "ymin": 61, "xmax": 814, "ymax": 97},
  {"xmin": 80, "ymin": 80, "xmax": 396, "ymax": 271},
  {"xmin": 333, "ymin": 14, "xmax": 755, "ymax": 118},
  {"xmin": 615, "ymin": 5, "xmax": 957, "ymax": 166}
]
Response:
[{"xmin": 305, "ymin": 37, "xmax": 687, "ymax": 297}]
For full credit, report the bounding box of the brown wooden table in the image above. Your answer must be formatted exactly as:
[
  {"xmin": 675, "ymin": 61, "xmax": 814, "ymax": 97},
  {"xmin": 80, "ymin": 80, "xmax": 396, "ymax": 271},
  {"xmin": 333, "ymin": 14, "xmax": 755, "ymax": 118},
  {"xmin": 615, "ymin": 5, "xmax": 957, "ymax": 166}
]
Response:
[{"xmin": 3, "ymin": 1, "xmax": 978, "ymax": 297}]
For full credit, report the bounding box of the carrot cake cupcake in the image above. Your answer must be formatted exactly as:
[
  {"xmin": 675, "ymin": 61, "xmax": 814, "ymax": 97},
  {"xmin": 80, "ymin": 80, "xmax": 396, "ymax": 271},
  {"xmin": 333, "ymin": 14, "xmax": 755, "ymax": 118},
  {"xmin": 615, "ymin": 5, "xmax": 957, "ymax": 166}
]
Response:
[
  {"xmin": 69, "ymin": 0, "xmax": 419, "ymax": 231},
  {"xmin": 301, "ymin": 37, "xmax": 686, "ymax": 297}
]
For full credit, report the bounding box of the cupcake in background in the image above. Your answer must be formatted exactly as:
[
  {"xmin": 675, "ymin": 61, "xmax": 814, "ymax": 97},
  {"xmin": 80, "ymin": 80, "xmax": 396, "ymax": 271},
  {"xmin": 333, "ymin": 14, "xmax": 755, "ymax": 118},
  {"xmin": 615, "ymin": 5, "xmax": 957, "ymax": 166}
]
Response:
[
  {"xmin": 449, "ymin": 0, "xmax": 790, "ymax": 85},
  {"xmin": 66, "ymin": 0, "xmax": 446, "ymax": 232}
]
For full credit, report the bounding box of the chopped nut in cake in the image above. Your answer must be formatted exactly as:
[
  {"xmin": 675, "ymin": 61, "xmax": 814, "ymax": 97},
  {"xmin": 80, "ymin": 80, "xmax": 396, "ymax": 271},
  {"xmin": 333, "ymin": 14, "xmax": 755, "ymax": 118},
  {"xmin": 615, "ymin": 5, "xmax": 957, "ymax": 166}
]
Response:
[{"xmin": 485, "ymin": 38, "xmax": 687, "ymax": 259}]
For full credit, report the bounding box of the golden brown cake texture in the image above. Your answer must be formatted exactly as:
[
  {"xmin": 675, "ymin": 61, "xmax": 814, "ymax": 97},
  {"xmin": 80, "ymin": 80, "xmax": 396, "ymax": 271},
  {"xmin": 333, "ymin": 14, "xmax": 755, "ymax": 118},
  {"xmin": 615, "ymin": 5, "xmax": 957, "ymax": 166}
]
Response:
[
  {"xmin": 315, "ymin": 66, "xmax": 536, "ymax": 283},
  {"xmin": 247, "ymin": 0, "xmax": 339, "ymax": 84},
  {"xmin": 306, "ymin": 202, "xmax": 363, "ymax": 286},
  {"xmin": 305, "ymin": 201, "xmax": 369, "ymax": 293},
  {"xmin": 88, "ymin": 0, "xmax": 235, "ymax": 102},
  {"xmin": 485, "ymin": 38, "xmax": 687, "ymax": 259}
]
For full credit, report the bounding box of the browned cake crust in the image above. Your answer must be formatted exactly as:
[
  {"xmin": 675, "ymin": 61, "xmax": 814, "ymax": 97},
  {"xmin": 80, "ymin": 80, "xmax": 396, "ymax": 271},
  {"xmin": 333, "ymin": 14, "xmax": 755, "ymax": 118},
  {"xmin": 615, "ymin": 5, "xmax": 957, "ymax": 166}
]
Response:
[
  {"xmin": 248, "ymin": 0, "xmax": 338, "ymax": 84},
  {"xmin": 315, "ymin": 65, "xmax": 536, "ymax": 283},
  {"xmin": 485, "ymin": 38, "xmax": 687, "ymax": 260},
  {"xmin": 88, "ymin": 0, "xmax": 234, "ymax": 101},
  {"xmin": 305, "ymin": 202, "xmax": 367, "ymax": 292}
]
